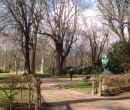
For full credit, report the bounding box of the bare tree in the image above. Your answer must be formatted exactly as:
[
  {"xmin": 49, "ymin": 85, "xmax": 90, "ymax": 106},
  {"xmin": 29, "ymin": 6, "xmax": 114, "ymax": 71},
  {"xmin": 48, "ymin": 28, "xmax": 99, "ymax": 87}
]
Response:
[
  {"xmin": 97, "ymin": 0, "xmax": 130, "ymax": 42},
  {"xmin": 39, "ymin": 0, "xmax": 79, "ymax": 75},
  {"xmin": 73, "ymin": 41, "xmax": 87, "ymax": 68},
  {"xmin": 82, "ymin": 18, "xmax": 109, "ymax": 67},
  {"xmin": 1, "ymin": 0, "xmax": 44, "ymax": 74}
]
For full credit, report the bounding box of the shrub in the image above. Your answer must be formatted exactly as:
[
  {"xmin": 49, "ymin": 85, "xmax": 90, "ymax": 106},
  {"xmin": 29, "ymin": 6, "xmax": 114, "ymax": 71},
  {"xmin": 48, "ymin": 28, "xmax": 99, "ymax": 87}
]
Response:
[
  {"xmin": 103, "ymin": 74, "xmax": 130, "ymax": 87},
  {"xmin": 62, "ymin": 66, "xmax": 72, "ymax": 74},
  {"xmin": 43, "ymin": 67, "xmax": 54, "ymax": 74},
  {"xmin": 0, "ymin": 69, "xmax": 10, "ymax": 73},
  {"xmin": 62, "ymin": 66, "xmax": 94, "ymax": 75},
  {"xmin": 81, "ymin": 66, "xmax": 93, "ymax": 74},
  {"xmin": 109, "ymin": 41, "xmax": 130, "ymax": 73}
]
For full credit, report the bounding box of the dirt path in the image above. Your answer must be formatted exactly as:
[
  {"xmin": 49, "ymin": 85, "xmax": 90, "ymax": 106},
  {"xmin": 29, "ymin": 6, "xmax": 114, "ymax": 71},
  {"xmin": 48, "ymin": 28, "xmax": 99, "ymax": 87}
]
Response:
[{"xmin": 41, "ymin": 78, "xmax": 130, "ymax": 110}]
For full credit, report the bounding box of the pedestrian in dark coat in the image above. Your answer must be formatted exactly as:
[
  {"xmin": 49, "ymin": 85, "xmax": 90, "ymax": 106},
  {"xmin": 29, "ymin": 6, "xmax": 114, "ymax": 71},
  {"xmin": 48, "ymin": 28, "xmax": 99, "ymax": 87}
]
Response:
[{"xmin": 69, "ymin": 68, "xmax": 73, "ymax": 80}]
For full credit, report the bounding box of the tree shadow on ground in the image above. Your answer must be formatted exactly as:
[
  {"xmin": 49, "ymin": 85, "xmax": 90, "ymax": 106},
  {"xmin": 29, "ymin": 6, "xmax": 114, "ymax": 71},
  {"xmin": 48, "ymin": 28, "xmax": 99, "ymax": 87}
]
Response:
[{"xmin": 44, "ymin": 96, "xmax": 130, "ymax": 110}]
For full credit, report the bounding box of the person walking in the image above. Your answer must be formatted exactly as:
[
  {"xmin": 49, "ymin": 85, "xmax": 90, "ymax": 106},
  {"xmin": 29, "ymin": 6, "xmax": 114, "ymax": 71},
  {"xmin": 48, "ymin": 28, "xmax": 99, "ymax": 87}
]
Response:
[{"xmin": 69, "ymin": 68, "xmax": 73, "ymax": 80}]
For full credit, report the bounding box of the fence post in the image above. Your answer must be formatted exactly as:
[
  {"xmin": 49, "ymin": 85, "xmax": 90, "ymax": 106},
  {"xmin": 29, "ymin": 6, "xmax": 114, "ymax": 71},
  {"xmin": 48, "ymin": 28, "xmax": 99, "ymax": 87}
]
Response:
[
  {"xmin": 92, "ymin": 75, "xmax": 96, "ymax": 95},
  {"xmin": 34, "ymin": 77, "xmax": 42, "ymax": 110},
  {"xmin": 98, "ymin": 77, "xmax": 102, "ymax": 96}
]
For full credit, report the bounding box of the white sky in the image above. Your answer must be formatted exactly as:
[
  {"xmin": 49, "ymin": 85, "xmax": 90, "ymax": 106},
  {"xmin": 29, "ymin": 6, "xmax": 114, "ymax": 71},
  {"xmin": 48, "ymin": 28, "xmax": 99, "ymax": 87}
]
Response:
[
  {"xmin": 78, "ymin": 0, "xmax": 119, "ymax": 46},
  {"xmin": 78, "ymin": 0, "xmax": 103, "ymax": 29}
]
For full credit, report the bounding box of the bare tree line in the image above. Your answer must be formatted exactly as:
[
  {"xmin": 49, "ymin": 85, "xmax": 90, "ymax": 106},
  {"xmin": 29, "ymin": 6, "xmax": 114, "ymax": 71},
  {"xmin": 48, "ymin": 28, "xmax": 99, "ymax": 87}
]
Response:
[{"xmin": 1, "ymin": 0, "xmax": 128, "ymax": 74}]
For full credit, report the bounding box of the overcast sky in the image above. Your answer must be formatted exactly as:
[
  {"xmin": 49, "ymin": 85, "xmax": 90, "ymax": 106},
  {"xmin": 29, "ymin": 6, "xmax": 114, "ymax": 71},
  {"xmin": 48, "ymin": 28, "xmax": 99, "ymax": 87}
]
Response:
[
  {"xmin": 78, "ymin": 0, "xmax": 119, "ymax": 46},
  {"xmin": 78, "ymin": 0, "xmax": 102, "ymax": 29}
]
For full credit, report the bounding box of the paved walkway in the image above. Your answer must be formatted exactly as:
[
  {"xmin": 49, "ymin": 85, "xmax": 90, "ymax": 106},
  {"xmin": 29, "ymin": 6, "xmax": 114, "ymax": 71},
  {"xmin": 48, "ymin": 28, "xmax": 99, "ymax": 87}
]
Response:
[{"xmin": 41, "ymin": 78, "xmax": 130, "ymax": 110}]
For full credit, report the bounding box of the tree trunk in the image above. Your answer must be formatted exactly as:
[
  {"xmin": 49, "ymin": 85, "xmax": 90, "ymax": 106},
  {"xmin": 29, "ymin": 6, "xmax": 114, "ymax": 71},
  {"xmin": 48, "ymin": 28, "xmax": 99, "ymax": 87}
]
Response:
[
  {"xmin": 80, "ymin": 50, "xmax": 84, "ymax": 69},
  {"xmin": 14, "ymin": 54, "xmax": 18, "ymax": 75},
  {"xmin": 55, "ymin": 41, "xmax": 64, "ymax": 75},
  {"xmin": 31, "ymin": 48, "xmax": 36, "ymax": 74},
  {"xmin": 31, "ymin": 22, "xmax": 39, "ymax": 74},
  {"xmin": 91, "ymin": 51, "xmax": 97, "ymax": 68},
  {"xmin": 24, "ymin": 33, "xmax": 31, "ymax": 74},
  {"xmin": 55, "ymin": 52, "xmax": 64, "ymax": 75},
  {"xmin": 128, "ymin": 19, "xmax": 130, "ymax": 42},
  {"xmin": 120, "ymin": 25, "xmax": 126, "ymax": 43},
  {"xmin": 40, "ymin": 52, "xmax": 44, "ymax": 74},
  {"xmin": 90, "ymin": 39, "xmax": 97, "ymax": 68}
]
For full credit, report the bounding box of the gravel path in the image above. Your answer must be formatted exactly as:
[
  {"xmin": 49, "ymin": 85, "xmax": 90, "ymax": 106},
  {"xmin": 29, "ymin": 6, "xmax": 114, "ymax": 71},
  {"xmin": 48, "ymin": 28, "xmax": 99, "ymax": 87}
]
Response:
[{"xmin": 41, "ymin": 78, "xmax": 130, "ymax": 110}]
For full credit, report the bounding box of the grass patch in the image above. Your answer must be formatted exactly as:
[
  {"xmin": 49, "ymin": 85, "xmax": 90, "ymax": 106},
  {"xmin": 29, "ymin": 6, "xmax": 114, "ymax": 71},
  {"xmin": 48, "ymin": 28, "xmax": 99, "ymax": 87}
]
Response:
[
  {"xmin": 55, "ymin": 81, "xmax": 92, "ymax": 94},
  {"xmin": 0, "ymin": 73, "xmax": 28, "ymax": 83},
  {"xmin": 0, "ymin": 90, "xmax": 31, "ymax": 105}
]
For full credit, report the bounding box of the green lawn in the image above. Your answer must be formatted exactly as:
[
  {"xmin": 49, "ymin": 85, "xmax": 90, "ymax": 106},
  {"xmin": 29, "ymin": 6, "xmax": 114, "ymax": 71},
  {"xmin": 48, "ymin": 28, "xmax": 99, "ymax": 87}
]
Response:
[
  {"xmin": 0, "ymin": 90, "xmax": 32, "ymax": 110},
  {"xmin": 55, "ymin": 80, "xmax": 130, "ymax": 95},
  {"xmin": 55, "ymin": 81, "xmax": 92, "ymax": 94},
  {"xmin": 0, "ymin": 90, "xmax": 30, "ymax": 102}
]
